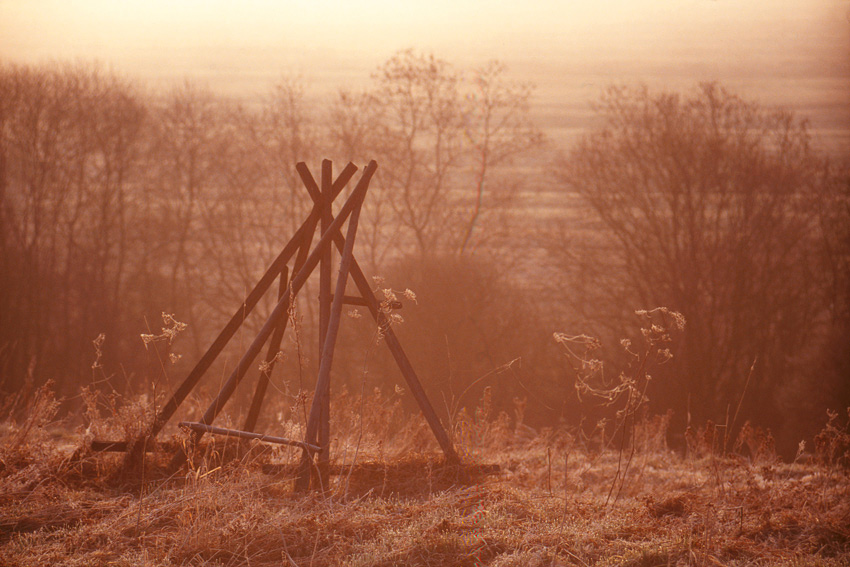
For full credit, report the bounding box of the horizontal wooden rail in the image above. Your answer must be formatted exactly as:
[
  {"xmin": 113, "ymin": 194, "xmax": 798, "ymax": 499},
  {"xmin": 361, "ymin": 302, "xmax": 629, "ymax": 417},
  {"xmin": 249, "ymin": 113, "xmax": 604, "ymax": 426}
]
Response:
[{"xmin": 179, "ymin": 422, "xmax": 321, "ymax": 452}]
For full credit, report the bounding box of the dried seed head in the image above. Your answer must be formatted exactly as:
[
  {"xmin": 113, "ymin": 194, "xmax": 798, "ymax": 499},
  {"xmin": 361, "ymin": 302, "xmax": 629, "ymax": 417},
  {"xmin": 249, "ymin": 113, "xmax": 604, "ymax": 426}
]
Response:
[
  {"xmin": 91, "ymin": 333, "xmax": 106, "ymax": 369},
  {"xmin": 382, "ymin": 288, "xmax": 398, "ymax": 302}
]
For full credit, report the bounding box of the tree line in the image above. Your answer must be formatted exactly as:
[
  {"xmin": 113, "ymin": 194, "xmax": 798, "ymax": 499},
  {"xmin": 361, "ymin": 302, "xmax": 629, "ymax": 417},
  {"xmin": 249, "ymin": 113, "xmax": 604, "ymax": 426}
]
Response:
[{"xmin": 1, "ymin": 54, "xmax": 846, "ymax": 455}]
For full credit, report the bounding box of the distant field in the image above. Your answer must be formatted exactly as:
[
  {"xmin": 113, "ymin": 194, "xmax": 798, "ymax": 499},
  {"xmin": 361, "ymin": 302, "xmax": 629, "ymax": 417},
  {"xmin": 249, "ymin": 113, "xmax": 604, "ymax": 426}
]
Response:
[
  {"xmin": 127, "ymin": 44, "xmax": 850, "ymax": 162},
  {"xmin": 529, "ymin": 74, "xmax": 850, "ymax": 162}
]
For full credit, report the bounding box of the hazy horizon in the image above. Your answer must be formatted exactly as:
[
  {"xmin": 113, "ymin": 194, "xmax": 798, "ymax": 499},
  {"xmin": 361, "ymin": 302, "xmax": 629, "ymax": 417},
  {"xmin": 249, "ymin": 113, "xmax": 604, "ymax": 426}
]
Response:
[{"xmin": 3, "ymin": 0, "xmax": 849, "ymax": 154}]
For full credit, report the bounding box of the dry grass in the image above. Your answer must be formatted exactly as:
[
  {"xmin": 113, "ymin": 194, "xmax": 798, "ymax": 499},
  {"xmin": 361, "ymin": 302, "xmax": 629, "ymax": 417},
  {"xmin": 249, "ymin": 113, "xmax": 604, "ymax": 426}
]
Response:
[{"xmin": 1, "ymin": 390, "xmax": 848, "ymax": 566}]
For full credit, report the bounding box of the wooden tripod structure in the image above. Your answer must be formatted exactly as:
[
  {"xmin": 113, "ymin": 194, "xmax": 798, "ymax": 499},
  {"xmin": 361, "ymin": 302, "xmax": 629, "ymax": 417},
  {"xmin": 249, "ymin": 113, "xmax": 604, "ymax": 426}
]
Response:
[{"xmin": 93, "ymin": 160, "xmax": 459, "ymax": 489}]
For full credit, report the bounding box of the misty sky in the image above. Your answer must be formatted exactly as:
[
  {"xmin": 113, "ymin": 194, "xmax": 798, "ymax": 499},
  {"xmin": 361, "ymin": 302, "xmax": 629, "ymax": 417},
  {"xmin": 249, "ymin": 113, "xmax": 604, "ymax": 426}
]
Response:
[{"xmin": 2, "ymin": 0, "xmax": 849, "ymax": 153}]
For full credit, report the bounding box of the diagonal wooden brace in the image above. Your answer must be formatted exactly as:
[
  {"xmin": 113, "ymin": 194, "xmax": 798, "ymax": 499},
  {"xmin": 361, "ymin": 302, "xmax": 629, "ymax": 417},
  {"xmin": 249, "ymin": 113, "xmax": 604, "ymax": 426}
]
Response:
[
  {"xmin": 148, "ymin": 163, "xmax": 357, "ymax": 441},
  {"xmin": 180, "ymin": 161, "xmax": 378, "ymax": 456},
  {"xmin": 242, "ymin": 266, "xmax": 289, "ymax": 433},
  {"xmin": 297, "ymin": 168, "xmax": 461, "ymax": 465}
]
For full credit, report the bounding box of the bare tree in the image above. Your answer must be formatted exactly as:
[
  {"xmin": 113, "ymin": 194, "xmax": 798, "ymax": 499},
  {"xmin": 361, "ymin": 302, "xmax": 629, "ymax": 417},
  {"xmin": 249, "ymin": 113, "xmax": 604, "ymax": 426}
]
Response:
[
  {"xmin": 324, "ymin": 52, "xmax": 549, "ymax": 423},
  {"xmin": 551, "ymin": 83, "xmax": 836, "ymax": 448},
  {"xmin": 0, "ymin": 63, "xmax": 145, "ymax": 398},
  {"xmin": 329, "ymin": 89, "xmax": 395, "ymax": 269},
  {"xmin": 370, "ymin": 50, "xmax": 463, "ymax": 255},
  {"xmin": 331, "ymin": 50, "xmax": 543, "ymax": 262},
  {"xmin": 458, "ymin": 61, "xmax": 544, "ymax": 254}
]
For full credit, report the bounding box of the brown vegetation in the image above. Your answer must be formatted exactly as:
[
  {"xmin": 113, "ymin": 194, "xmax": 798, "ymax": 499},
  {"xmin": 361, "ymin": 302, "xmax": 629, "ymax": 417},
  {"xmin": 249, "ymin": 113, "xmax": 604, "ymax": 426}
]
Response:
[
  {"xmin": 549, "ymin": 84, "xmax": 850, "ymax": 454},
  {"xmin": 1, "ymin": 388, "xmax": 848, "ymax": 566}
]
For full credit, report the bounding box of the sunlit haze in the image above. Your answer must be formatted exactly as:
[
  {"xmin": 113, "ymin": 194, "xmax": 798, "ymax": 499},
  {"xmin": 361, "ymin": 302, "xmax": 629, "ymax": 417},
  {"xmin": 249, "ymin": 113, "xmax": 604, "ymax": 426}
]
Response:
[
  {"xmin": 2, "ymin": 5, "xmax": 850, "ymax": 561},
  {"xmin": 2, "ymin": 0, "xmax": 848, "ymax": 153}
]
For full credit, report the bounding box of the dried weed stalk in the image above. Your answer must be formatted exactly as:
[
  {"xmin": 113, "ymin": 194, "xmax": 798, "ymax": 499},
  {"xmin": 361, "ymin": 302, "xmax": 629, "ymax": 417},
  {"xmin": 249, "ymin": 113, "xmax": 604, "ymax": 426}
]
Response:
[{"xmin": 555, "ymin": 307, "xmax": 685, "ymax": 505}]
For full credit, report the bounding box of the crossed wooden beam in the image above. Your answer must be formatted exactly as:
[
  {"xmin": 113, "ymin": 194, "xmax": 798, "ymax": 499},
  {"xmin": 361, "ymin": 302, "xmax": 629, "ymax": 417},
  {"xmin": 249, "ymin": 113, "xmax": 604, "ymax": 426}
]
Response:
[{"xmin": 93, "ymin": 160, "xmax": 459, "ymax": 489}]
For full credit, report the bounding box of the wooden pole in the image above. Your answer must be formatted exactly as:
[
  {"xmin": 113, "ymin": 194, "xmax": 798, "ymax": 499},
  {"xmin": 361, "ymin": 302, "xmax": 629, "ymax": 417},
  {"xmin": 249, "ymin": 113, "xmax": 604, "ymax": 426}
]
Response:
[
  {"xmin": 342, "ymin": 252, "xmax": 461, "ymax": 465},
  {"xmin": 297, "ymin": 182, "xmax": 366, "ymax": 490},
  {"xmin": 148, "ymin": 162, "xmax": 358, "ymax": 440},
  {"xmin": 318, "ymin": 160, "xmax": 333, "ymax": 482},
  {"xmin": 242, "ymin": 169, "xmax": 325, "ymax": 434},
  {"xmin": 179, "ymin": 422, "xmax": 321, "ymax": 452},
  {"xmin": 243, "ymin": 266, "xmax": 289, "ymax": 433},
  {"xmin": 186, "ymin": 161, "xmax": 377, "ymax": 446},
  {"xmin": 295, "ymin": 169, "xmax": 460, "ymax": 465}
]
